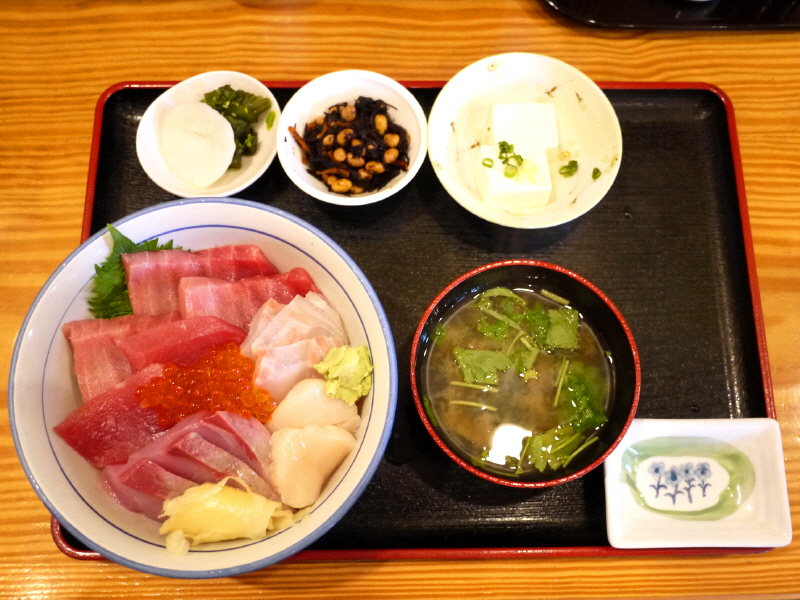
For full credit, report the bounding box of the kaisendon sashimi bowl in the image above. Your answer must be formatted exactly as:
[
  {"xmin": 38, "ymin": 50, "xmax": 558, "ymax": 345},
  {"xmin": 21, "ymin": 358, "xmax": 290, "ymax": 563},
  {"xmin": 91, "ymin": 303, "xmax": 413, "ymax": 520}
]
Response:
[{"xmin": 8, "ymin": 198, "xmax": 397, "ymax": 578}]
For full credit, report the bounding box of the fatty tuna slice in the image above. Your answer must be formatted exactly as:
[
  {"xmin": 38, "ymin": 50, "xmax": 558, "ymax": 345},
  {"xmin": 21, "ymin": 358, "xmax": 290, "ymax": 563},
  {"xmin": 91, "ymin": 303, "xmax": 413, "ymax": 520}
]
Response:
[
  {"xmin": 117, "ymin": 316, "xmax": 247, "ymax": 372},
  {"xmin": 63, "ymin": 312, "xmax": 182, "ymax": 344},
  {"xmin": 103, "ymin": 458, "xmax": 196, "ymax": 520},
  {"xmin": 64, "ymin": 312, "xmax": 181, "ymax": 402},
  {"xmin": 178, "ymin": 268, "xmax": 320, "ymax": 330},
  {"xmin": 53, "ymin": 364, "xmax": 167, "ymax": 468},
  {"xmin": 123, "ymin": 245, "xmax": 278, "ymax": 316}
]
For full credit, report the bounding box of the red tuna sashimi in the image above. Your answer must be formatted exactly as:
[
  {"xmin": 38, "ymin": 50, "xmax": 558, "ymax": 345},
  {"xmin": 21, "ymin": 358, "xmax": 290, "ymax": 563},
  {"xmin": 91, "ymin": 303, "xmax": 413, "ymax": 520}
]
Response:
[
  {"xmin": 123, "ymin": 245, "xmax": 278, "ymax": 316},
  {"xmin": 178, "ymin": 268, "xmax": 320, "ymax": 330},
  {"xmin": 118, "ymin": 316, "xmax": 247, "ymax": 372},
  {"xmin": 103, "ymin": 458, "xmax": 196, "ymax": 520},
  {"xmin": 53, "ymin": 364, "xmax": 168, "ymax": 468},
  {"xmin": 64, "ymin": 312, "xmax": 181, "ymax": 402}
]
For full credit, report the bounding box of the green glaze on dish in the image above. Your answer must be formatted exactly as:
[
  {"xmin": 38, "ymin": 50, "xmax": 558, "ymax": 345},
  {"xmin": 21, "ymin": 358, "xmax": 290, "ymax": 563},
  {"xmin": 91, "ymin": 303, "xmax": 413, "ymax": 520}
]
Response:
[{"xmin": 620, "ymin": 436, "xmax": 755, "ymax": 521}]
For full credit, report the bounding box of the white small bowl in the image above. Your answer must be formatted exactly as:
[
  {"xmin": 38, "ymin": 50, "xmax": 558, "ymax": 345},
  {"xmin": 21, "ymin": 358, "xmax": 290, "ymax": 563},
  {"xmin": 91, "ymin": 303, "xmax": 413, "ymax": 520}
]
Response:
[
  {"xmin": 277, "ymin": 70, "xmax": 427, "ymax": 206},
  {"xmin": 604, "ymin": 419, "xmax": 792, "ymax": 549},
  {"xmin": 428, "ymin": 53, "xmax": 622, "ymax": 229},
  {"xmin": 9, "ymin": 199, "xmax": 397, "ymax": 577},
  {"xmin": 136, "ymin": 71, "xmax": 280, "ymax": 198}
]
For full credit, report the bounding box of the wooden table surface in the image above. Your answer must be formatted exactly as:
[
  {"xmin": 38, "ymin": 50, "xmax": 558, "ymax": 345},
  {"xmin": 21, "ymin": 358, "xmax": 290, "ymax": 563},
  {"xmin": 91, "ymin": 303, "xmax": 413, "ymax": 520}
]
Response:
[{"xmin": 2, "ymin": 1, "xmax": 799, "ymax": 598}]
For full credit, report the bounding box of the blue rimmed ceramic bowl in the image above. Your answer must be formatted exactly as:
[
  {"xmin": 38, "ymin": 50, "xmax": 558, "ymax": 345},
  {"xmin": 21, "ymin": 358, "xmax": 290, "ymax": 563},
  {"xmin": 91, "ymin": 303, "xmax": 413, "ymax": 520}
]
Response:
[{"xmin": 8, "ymin": 198, "xmax": 397, "ymax": 577}]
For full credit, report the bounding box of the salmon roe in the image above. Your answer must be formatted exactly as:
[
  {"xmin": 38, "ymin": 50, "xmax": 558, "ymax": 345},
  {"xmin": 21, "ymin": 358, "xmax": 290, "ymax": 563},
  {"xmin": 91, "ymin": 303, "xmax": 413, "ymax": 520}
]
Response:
[{"xmin": 135, "ymin": 343, "xmax": 276, "ymax": 428}]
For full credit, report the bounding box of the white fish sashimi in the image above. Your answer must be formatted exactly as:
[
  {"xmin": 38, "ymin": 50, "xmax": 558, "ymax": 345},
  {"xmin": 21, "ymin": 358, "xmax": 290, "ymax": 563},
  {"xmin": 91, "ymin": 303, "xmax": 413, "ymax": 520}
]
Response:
[
  {"xmin": 267, "ymin": 378, "xmax": 361, "ymax": 434},
  {"xmin": 252, "ymin": 336, "xmax": 340, "ymax": 401},
  {"xmin": 159, "ymin": 102, "xmax": 235, "ymax": 188},
  {"xmin": 270, "ymin": 425, "xmax": 356, "ymax": 509},
  {"xmin": 246, "ymin": 292, "xmax": 347, "ymax": 360},
  {"xmin": 240, "ymin": 298, "xmax": 285, "ymax": 359}
]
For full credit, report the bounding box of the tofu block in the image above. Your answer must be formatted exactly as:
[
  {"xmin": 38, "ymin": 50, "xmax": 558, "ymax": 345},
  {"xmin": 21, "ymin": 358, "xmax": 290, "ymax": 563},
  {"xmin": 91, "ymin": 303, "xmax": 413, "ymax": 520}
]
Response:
[
  {"xmin": 478, "ymin": 144, "xmax": 552, "ymax": 212},
  {"xmin": 477, "ymin": 102, "xmax": 559, "ymax": 212},
  {"xmin": 490, "ymin": 103, "xmax": 558, "ymax": 154}
]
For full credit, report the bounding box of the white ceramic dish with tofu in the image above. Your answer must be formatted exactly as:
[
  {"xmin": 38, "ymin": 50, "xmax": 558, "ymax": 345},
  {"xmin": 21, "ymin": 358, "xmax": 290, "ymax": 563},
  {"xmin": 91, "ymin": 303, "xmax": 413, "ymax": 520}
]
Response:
[
  {"xmin": 428, "ymin": 53, "xmax": 622, "ymax": 229},
  {"xmin": 8, "ymin": 199, "xmax": 397, "ymax": 577},
  {"xmin": 136, "ymin": 71, "xmax": 280, "ymax": 198},
  {"xmin": 603, "ymin": 418, "xmax": 792, "ymax": 549}
]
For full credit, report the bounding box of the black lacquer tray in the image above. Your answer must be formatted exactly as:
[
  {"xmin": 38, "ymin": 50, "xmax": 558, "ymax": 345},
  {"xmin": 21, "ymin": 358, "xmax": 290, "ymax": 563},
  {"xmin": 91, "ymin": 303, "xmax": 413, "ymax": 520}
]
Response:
[
  {"xmin": 53, "ymin": 81, "xmax": 773, "ymax": 560},
  {"xmin": 540, "ymin": 0, "xmax": 800, "ymax": 29}
]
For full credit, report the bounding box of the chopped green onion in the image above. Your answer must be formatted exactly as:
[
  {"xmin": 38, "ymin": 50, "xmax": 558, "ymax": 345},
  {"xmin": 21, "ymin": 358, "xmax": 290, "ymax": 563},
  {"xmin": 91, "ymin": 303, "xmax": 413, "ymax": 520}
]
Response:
[
  {"xmin": 559, "ymin": 160, "xmax": 578, "ymax": 177},
  {"xmin": 482, "ymin": 158, "xmax": 494, "ymax": 168},
  {"xmin": 592, "ymin": 167, "xmax": 601, "ymax": 180},
  {"xmin": 448, "ymin": 400, "xmax": 499, "ymax": 411},
  {"xmin": 504, "ymin": 164, "xmax": 518, "ymax": 178},
  {"xmin": 266, "ymin": 110, "xmax": 276, "ymax": 130}
]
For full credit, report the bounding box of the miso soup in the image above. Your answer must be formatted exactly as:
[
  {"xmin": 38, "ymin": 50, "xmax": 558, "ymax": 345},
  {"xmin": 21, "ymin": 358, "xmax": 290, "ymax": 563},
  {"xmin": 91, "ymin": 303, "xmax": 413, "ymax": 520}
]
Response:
[{"xmin": 422, "ymin": 286, "xmax": 613, "ymax": 479}]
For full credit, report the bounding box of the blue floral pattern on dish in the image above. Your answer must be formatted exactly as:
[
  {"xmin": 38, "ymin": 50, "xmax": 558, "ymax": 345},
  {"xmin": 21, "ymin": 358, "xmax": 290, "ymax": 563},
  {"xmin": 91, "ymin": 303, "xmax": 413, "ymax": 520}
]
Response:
[
  {"xmin": 645, "ymin": 461, "xmax": 714, "ymax": 505},
  {"xmin": 621, "ymin": 436, "xmax": 755, "ymax": 520}
]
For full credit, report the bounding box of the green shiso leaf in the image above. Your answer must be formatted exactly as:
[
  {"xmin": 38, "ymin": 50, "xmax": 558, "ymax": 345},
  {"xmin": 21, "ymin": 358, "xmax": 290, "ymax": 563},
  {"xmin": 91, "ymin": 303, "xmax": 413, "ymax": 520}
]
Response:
[{"xmin": 87, "ymin": 225, "xmax": 177, "ymax": 319}]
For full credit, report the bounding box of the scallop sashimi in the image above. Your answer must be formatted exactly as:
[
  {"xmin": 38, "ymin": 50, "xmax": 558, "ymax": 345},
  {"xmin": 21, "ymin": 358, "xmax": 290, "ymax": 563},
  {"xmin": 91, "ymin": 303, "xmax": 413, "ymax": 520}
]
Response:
[
  {"xmin": 270, "ymin": 424, "xmax": 357, "ymax": 509},
  {"xmin": 268, "ymin": 378, "xmax": 360, "ymax": 435}
]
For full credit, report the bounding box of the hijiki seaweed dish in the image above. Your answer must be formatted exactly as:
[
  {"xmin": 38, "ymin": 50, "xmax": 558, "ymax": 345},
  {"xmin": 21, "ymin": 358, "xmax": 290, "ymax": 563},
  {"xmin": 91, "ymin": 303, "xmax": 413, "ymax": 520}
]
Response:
[{"xmin": 289, "ymin": 96, "xmax": 410, "ymax": 195}]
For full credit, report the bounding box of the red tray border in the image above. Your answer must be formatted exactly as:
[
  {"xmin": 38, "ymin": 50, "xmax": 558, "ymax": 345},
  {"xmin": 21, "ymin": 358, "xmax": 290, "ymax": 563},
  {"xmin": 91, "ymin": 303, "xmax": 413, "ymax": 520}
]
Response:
[{"xmin": 63, "ymin": 80, "xmax": 774, "ymax": 563}]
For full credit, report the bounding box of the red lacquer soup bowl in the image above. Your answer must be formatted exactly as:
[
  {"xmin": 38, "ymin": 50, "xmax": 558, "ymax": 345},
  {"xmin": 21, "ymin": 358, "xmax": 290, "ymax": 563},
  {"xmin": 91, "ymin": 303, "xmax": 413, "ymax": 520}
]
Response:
[{"xmin": 410, "ymin": 260, "xmax": 640, "ymax": 488}]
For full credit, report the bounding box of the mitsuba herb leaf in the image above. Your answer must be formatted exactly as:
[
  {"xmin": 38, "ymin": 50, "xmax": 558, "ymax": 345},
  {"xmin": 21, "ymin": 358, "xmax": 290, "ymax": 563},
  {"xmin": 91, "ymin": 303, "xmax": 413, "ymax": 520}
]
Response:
[
  {"xmin": 545, "ymin": 307, "xmax": 579, "ymax": 350},
  {"xmin": 431, "ymin": 324, "xmax": 447, "ymax": 346},
  {"xmin": 558, "ymin": 362, "xmax": 607, "ymax": 433},
  {"xmin": 510, "ymin": 345, "xmax": 539, "ymax": 379},
  {"xmin": 478, "ymin": 314, "xmax": 508, "ymax": 341},
  {"xmin": 87, "ymin": 225, "xmax": 176, "ymax": 319},
  {"xmin": 479, "ymin": 287, "xmax": 526, "ymax": 305},
  {"xmin": 202, "ymin": 84, "xmax": 273, "ymax": 169},
  {"xmin": 453, "ymin": 348, "xmax": 512, "ymax": 386},
  {"xmin": 524, "ymin": 305, "xmax": 551, "ymax": 347}
]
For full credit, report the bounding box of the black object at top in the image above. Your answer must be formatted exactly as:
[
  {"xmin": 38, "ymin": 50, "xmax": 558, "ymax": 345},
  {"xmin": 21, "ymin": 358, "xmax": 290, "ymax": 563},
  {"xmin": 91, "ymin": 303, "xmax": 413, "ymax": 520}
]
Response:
[{"xmin": 540, "ymin": 0, "xmax": 800, "ymax": 29}]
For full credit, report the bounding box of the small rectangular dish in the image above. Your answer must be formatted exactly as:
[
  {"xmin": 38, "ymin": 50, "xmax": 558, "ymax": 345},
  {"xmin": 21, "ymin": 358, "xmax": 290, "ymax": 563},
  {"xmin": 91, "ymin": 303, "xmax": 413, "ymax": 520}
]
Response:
[{"xmin": 604, "ymin": 419, "xmax": 792, "ymax": 549}]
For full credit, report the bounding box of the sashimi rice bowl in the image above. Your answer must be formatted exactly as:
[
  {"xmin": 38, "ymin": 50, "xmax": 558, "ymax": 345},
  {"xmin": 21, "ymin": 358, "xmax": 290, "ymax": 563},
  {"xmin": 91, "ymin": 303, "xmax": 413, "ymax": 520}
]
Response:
[{"xmin": 9, "ymin": 199, "xmax": 397, "ymax": 577}]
